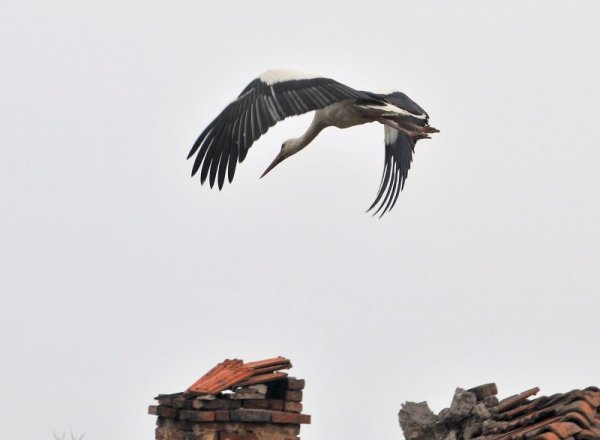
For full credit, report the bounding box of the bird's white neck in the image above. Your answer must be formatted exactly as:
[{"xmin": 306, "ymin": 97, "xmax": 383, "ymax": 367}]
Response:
[{"xmin": 285, "ymin": 115, "xmax": 326, "ymax": 154}]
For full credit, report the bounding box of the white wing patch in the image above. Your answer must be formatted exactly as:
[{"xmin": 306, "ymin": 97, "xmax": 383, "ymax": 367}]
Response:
[
  {"xmin": 384, "ymin": 126, "xmax": 399, "ymax": 145},
  {"xmin": 259, "ymin": 69, "xmax": 322, "ymax": 85},
  {"xmin": 357, "ymin": 103, "xmax": 427, "ymax": 119}
]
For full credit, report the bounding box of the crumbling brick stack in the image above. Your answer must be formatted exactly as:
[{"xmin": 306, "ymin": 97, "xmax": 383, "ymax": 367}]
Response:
[{"xmin": 148, "ymin": 357, "xmax": 310, "ymax": 440}]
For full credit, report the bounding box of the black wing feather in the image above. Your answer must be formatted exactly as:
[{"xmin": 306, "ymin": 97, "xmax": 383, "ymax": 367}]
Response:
[
  {"xmin": 189, "ymin": 72, "xmax": 373, "ymax": 187},
  {"xmin": 367, "ymin": 129, "xmax": 417, "ymax": 218}
]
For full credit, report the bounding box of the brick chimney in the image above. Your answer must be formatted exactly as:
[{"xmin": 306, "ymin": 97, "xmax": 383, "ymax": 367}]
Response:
[{"xmin": 149, "ymin": 357, "xmax": 311, "ymax": 440}]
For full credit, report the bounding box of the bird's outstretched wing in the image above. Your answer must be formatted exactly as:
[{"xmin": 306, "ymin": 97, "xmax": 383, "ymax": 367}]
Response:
[
  {"xmin": 366, "ymin": 91, "xmax": 430, "ymax": 217},
  {"xmin": 367, "ymin": 127, "xmax": 416, "ymax": 217},
  {"xmin": 188, "ymin": 70, "xmax": 375, "ymax": 189}
]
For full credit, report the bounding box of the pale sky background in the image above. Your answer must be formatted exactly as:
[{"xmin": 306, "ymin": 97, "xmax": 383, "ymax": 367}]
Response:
[{"xmin": 2, "ymin": 1, "xmax": 599, "ymax": 439}]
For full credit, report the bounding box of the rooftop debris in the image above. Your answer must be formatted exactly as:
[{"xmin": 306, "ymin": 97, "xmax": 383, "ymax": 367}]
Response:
[
  {"xmin": 399, "ymin": 384, "xmax": 600, "ymax": 440},
  {"xmin": 187, "ymin": 356, "xmax": 292, "ymax": 395},
  {"xmin": 149, "ymin": 357, "xmax": 310, "ymax": 440}
]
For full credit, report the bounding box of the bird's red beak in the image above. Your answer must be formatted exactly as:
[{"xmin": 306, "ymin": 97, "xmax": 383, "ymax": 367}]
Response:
[{"xmin": 260, "ymin": 150, "xmax": 287, "ymax": 178}]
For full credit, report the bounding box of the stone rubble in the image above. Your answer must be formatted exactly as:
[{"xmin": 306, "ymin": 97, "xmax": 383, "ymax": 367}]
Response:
[{"xmin": 399, "ymin": 384, "xmax": 500, "ymax": 440}]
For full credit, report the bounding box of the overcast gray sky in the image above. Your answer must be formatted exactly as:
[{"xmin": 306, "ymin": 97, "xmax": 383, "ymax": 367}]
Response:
[{"xmin": 2, "ymin": 1, "xmax": 600, "ymax": 439}]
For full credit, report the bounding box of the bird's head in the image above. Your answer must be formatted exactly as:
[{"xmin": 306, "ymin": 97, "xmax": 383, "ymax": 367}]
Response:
[{"xmin": 260, "ymin": 139, "xmax": 302, "ymax": 178}]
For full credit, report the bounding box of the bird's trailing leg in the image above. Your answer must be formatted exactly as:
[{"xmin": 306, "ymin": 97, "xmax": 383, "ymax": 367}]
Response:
[
  {"xmin": 376, "ymin": 117, "xmax": 433, "ymax": 140},
  {"xmin": 400, "ymin": 120, "xmax": 440, "ymax": 134}
]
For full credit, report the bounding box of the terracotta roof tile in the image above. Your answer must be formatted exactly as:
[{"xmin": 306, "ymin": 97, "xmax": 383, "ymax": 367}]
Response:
[
  {"xmin": 235, "ymin": 372, "xmax": 289, "ymax": 387},
  {"xmin": 531, "ymin": 432, "xmax": 561, "ymax": 440},
  {"xmin": 187, "ymin": 357, "xmax": 292, "ymax": 395},
  {"xmin": 579, "ymin": 430, "xmax": 600, "ymax": 440},
  {"xmin": 582, "ymin": 391, "xmax": 600, "ymax": 408},
  {"xmin": 502, "ymin": 401, "xmax": 540, "ymax": 420},
  {"xmin": 498, "ymin": 388, "xmax": 541, "ymax": 412},
  {"xmin": 481, "ymin": 386, "xmax": 600, "ymax": 440},
  {"xmin": 560, "ymin": 411, "xmax": 592, "ymax": 429},
  {"xmin": 543, "ymin": 422, "xmax": 583, "ymax": 438},
  {"xmin": 558, "ymin": 401, "xmax": 596, "ymax": 423}
]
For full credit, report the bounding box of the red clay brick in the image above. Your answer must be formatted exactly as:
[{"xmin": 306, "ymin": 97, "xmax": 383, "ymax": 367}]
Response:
[
  {"xmin": 271, "ymin": 411, "xmax": 311, "ymax": 424},
  {"xmin": 179, "ymin": 410, "xmax": 216, "ymax": 422},
  {"xmin": 467, "ymin": 383, "xmax": 498, "ymax": 401},
  {"xmin": 193, "ymin": 399, "xmax": 241, "ymax": 410},
  {"xmin": 158, "ymin": 405, "xmax": 178, "ymax": 419},
  {"xmin": 242, "ymin": 399, "xmax": 284, "ymax": 411},
  {"xmin": 229, "ymin": 409, "xmax": 271, "ymax": 423},
  {"xmin": 157, "ymin": 396, "xmax": 173, "ymax": 406},
  {"xmin": 284, "ymin": 390, "xmax": 302, "ymax": 402},
  {"xmin": 215, "ymin": 410, "xmax": 230, "ymax": 422},
  {"xmin": 286, "ymin": 378, "xmax": 305, "ymax": 390},
  {"xmin": 172, "ymin": 397, "xmax": 194, "ymax": 409},
  {"xmin": 283, "ymin": 401, "xmax": 302, "ymax": 413}
]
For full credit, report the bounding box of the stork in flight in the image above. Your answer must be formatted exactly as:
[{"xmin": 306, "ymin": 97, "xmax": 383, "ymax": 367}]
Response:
[{"xmin": 187, "ymin": 69, "xmax": 439, "ymax": 216}]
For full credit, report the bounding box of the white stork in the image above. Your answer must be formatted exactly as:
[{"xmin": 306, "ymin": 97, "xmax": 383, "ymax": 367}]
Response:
[{"xmin": 188, "ymin": 69, "xmax": 439, "ymax": 216}]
